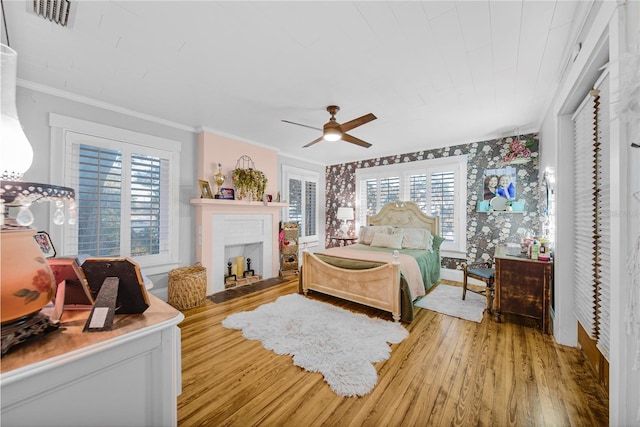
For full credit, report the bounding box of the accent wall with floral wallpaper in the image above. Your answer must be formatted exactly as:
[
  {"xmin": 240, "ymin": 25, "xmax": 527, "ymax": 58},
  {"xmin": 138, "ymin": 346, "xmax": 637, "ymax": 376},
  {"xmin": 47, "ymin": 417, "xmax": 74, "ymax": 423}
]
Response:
[{"xmin": 325, "ymin": 133, "xmax": 541, "ymax": 270}]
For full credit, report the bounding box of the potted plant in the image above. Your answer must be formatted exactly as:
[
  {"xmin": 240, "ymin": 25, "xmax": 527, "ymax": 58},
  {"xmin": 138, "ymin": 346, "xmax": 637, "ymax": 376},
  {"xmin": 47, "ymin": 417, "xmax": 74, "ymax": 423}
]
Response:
[{"xmin": 232, "ymin": 167, "xmax": 268, "ymax": 201}]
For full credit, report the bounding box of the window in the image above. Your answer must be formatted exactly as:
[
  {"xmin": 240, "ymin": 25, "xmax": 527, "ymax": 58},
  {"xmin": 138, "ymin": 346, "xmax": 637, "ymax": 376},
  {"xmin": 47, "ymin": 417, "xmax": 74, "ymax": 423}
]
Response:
[
  {"xmin": 282, "ymin": 165, "xmax": 319, "ymax": 244},
  {"xmin": 356, "ymin": 156, "xmax": 467, "ymax": 255},
  {"xmin": 49, "ymin": 114, "xmax": 181, "ymax": 275}
]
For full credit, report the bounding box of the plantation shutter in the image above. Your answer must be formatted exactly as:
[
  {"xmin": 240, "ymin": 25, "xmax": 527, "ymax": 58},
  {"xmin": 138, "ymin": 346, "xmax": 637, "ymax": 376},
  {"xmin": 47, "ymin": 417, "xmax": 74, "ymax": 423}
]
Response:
[
  {"xmin": 430, "ymin": 170, "xmax": 455, "ymax": 241},
  {"xmin": 77, "ymin": 144, "xmax": 123, "ymax": 256},
  {"xmin": 288, "ymin": 177, "xmax": 302, "ymax": 225},
  {"xmin": 304, "ymin": 180, "xmax": 317, "ymax": 237},
  {"xmin": 408, "ymin": 173, "xmax": 428, "ymax": 212},
  {"xmin": 130, "ymin": 153, "xmax": 168, "ymax": 256},
  {"xmin": 380, "ymin": 176, "xmax": 400, "ymax": 206}
]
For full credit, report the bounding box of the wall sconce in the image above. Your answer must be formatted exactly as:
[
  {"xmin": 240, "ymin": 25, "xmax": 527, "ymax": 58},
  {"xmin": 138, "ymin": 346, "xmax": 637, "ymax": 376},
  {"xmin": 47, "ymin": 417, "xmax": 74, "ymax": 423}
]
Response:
[{"xmin": 337, "ymin": 207, "xmax": 354, "ymax": 237}]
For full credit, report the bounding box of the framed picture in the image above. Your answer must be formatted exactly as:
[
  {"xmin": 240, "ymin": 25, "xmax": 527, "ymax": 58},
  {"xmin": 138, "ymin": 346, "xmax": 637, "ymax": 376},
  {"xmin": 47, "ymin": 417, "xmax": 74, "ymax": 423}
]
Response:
[
  {"xmin": 220, "ymin": 188, "xmax": 235, "ymax": 200},
  {"xmin": 481, "ymin": 166, "xmax": 517, "ymax": 201},
  {"xmin": 47, "ymin": 257, "xmax": 94, "ymax": 308},
  {"xmin": 198, "ymin": 179, "xmax": 213, "ymax": 199},
  {"xmin": 34, "ymin": 231, "xmax": 56, "ymax": 258}
]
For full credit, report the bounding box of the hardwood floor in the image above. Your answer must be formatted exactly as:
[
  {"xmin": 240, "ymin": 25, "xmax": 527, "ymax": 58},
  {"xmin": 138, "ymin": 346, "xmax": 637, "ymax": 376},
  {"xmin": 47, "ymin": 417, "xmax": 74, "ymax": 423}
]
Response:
[{"xmin": 177, "ymin": 277, "xmax": 608, "ymax": 426}]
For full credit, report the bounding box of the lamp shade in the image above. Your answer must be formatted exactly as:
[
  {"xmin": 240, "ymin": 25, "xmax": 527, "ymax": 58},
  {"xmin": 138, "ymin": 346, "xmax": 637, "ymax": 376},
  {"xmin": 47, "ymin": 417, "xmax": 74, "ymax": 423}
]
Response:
[
  {"xmin": 1, "ymin": 44, "xmax": 33, "ymax": 181},
  {"xmin": 337, "ymin": 207, "xmax": 354, "ymax": 221}
]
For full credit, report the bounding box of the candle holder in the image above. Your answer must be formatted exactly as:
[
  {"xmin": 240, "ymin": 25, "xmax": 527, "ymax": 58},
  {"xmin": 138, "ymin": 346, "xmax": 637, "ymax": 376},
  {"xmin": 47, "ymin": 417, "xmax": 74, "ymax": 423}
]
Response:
[
  {"xmin": 243, "ymin": 257, "xmax": 254, "ymax": 277},
  {"xmin": 224, "ymin": 261, "xmax": 236, "ymax": 284}
]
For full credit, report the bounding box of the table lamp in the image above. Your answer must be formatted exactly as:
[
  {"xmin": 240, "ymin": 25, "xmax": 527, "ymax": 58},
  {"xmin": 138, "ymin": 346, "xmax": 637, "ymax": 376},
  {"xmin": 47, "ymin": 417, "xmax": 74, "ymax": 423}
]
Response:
[
  {"xmin": 1, "ymin": 43, "xmax": 77, "ymax": 355},
  {"xmin": 337, "ymin": 207, "xmax": 354, "ymax": 237}
]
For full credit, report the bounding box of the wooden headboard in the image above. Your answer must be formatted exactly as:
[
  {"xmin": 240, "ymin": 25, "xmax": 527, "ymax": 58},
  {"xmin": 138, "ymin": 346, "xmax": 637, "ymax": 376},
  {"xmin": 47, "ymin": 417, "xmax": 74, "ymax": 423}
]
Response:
[{"xmin": 366, "ymin": 201, "xmax": 440, "ymax": 236}]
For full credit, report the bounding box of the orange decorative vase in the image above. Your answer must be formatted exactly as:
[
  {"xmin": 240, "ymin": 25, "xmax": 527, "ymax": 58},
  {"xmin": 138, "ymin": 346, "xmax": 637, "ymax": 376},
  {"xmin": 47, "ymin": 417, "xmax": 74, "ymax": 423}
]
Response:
[{"xmin": 1, "ymin": 228, "xmax": 56, "ymax": 324}]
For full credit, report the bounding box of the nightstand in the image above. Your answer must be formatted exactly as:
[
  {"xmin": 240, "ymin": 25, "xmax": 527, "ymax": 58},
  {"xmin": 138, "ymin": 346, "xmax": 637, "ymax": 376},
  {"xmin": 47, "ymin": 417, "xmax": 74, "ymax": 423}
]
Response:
[{"xmin": 494, "ymin": 245, "xmax": 553, "ymax": 333}]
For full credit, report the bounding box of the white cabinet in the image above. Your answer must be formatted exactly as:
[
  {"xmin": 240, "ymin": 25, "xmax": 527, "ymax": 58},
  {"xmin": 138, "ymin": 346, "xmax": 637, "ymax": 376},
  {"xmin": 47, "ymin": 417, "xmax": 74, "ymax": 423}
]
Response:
[{"xmin": 1, "ymin": 295, "xmax": 184, "ymax": 427}]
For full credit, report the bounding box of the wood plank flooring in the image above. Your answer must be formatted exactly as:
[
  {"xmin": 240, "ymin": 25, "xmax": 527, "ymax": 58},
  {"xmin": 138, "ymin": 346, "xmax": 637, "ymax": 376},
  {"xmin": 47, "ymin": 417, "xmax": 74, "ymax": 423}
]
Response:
[{"xmin": 177, "ymin": 277, "xmax": 608, "ymax": 426}]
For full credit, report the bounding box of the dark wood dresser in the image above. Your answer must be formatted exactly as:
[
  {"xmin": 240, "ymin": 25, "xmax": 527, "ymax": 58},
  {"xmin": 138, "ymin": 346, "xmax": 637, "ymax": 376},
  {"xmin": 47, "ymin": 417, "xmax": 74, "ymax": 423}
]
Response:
[{"xmin": 494, "ymin": 245, "xmax": 553, "ymax": 334}]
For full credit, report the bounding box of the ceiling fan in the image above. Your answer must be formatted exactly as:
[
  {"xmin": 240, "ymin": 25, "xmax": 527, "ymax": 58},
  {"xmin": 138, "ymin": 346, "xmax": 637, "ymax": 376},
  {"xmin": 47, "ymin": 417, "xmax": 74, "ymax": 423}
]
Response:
[{"xmin": 282, "ymin": 106, "xmax": 376, "ymax": 148}]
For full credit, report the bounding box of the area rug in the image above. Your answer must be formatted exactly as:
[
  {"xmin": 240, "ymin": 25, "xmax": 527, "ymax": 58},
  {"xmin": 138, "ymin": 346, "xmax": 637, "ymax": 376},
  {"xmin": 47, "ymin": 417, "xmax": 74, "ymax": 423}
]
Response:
[
  {"xmin": 222, "ymin": 293, "xmax": 408, "ymax": 397},
  {"xmin": 414, "ymin": 284, "xmax": 485, "ymax": 323},
  {"xmin": 208, "ymin": 277, "xmax": 287, "ymax": 303}
]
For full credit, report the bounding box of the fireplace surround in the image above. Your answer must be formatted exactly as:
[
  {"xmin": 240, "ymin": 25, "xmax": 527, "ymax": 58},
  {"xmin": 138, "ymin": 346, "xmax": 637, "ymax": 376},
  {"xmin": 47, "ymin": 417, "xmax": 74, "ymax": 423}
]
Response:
[{"xmin": 191, "ymin": 199, "xmax": 288, "ymax": 294}]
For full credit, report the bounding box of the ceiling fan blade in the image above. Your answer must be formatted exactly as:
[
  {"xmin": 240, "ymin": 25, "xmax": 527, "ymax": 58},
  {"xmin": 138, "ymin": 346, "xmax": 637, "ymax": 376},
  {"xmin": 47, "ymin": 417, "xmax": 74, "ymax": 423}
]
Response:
[
  {"xmin": 282, "ymin": 120, "xmax": 322, "ymax": 131},
  {"xmin": 340, "ymin": 113, "xmax": 377, "ymax": 133},
  {"xmin": 342, "ymin": 133, "xmax": 372, "ymax": 148},
  {"xmin": 303, "ymin": 136, "xmax": 324, "ymax": 148}
]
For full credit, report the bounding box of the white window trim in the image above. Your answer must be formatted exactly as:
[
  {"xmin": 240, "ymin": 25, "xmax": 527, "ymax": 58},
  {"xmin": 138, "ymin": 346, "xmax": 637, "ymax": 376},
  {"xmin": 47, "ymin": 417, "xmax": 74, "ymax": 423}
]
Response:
[
  {"xmin": 48, "ymin": 113, "xmax": 182, "ymax": 275},
  {"xmin": 281, "ymin": 164, "xmax": 319, "ymax": 247},
  {"xmin": 355, "ymin": 156, "xmax": 467, "ymax": 258}
]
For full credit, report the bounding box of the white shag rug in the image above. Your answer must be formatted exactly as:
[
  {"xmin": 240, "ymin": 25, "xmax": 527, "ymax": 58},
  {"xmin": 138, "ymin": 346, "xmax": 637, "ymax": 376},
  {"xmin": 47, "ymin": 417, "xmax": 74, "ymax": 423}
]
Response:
[
  {"xmin": 414, "ymin": 284, "xmax": 485, "ymax": 323},
  {"xmin": 221, "ymin": 293, "xmax": 408, "ymax": 397}
]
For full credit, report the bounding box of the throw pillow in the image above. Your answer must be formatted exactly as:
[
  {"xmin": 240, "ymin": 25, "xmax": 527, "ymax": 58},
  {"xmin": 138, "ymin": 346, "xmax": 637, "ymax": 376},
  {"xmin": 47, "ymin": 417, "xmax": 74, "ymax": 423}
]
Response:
[
  {"xmin": 396, "ymin": 228, "xmax": 434, "ymax": 250},
  {"xmin": 370, "ymin": 231, "xmax": 403, "ymax": 249},
  {"xmin": 360, "ymin": 225, "xmax": 393, "ymax": 245},
  {"xmin": 432, "ymin": 235, "xmax": 445, "ymax": 251}
]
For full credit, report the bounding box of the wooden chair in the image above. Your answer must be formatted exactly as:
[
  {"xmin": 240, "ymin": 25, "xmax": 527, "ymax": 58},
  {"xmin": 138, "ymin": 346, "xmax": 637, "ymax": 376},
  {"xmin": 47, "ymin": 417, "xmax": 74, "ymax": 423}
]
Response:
[{"xmin": 462, "ymin": 261, "xmax": 495, "ymax": 314}]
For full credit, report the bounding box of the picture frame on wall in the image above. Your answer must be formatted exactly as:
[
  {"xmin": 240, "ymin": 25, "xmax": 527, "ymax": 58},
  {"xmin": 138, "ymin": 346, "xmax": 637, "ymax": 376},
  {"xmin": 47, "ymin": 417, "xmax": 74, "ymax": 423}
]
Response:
[
  {"xmin": 198, "ymin": 180, "xmax": 213, "ymax": 199},
  {"xmin": 219, "ymin": 188, "xmax": 235, "ymax": 200},
  {"xmin": 34, "ymin": 231, "xmax": 56, "ymax": 258},
  {"xmin": 482, "ymin": 166, "xmax": 517, "ymax": 201}
]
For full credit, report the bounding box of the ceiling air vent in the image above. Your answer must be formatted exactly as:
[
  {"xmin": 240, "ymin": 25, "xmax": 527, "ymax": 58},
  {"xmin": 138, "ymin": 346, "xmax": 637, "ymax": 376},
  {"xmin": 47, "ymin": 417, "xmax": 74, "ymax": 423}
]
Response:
[{"xmin": 27, "ymin": 0, "xmax": 75, "ymax": 28}]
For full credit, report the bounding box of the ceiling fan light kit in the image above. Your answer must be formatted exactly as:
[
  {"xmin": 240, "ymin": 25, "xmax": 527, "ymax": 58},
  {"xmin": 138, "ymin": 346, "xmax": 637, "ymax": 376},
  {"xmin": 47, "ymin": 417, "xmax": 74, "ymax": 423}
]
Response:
[{"xmin": 283, "ymin": 105, "xmax": 376, "ymax": 148}]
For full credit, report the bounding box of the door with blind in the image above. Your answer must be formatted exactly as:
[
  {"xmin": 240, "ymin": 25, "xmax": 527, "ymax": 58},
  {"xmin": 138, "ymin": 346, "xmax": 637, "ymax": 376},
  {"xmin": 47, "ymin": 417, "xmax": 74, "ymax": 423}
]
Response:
[
  {"xmin": 572, "ymin": 70, "xmax": 611, "ymax": 384},
  {"xmin": 282, "ymin": 166, "xmax": 319, "ymax": 245}
]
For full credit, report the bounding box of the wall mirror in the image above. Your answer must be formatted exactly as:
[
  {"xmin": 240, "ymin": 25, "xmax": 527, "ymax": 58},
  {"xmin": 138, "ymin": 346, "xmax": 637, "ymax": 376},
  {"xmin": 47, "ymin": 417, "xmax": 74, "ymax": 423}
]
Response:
[{"xmin": 490, "ymin": 196, "xmax": 508, "ymax": 211}]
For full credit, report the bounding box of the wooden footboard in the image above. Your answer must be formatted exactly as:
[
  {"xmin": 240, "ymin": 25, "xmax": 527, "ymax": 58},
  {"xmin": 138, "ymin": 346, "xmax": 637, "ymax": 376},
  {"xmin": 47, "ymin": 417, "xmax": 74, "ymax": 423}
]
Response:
[{"xmin": 301, "ymin": 251, "xmax": 401, "ymax": 322}]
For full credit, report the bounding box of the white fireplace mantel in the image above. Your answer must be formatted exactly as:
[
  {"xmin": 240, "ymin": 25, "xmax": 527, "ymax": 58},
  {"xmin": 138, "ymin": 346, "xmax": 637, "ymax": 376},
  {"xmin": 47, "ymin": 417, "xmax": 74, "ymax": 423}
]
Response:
[{"xmin": 190, "ymin": 198, "xmax": 288, "ymax": 294}]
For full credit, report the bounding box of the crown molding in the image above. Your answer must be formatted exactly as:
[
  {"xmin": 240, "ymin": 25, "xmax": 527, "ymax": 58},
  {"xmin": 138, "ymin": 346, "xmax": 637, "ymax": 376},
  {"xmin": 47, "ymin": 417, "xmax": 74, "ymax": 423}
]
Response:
[{"xmin": 17, "ymin": 79, "xmax": 198, "ymax": 133}]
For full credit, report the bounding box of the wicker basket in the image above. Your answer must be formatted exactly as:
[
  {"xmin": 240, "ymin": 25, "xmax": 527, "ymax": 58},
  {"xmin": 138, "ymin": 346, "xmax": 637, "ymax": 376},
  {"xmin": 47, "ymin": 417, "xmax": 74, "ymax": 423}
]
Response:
[
  {"xmin": 281, "ymin": 244, "xmax": 298, "ymax": 255},
  {"xmin": 168, "ymin": 265, "xmax": 207, "ymax": 310},
  {"xmin": 284, "ymin": 229, "xmax": 298, "ymax": 240}
]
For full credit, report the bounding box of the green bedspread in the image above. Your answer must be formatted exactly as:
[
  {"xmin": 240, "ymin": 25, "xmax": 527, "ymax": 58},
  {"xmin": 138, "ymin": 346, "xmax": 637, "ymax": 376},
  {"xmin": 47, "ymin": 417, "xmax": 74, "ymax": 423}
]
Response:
[{"xmin": 342, "ymin": 243, "xmax": 442, "ymax": 292}]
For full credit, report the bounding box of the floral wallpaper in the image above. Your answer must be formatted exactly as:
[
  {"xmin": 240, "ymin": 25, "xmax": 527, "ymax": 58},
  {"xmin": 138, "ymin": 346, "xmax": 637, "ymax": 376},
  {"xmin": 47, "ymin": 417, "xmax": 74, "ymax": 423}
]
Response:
[{"xmin": 325, "ymin": 133, "xmax": 541, "ymax": 269}]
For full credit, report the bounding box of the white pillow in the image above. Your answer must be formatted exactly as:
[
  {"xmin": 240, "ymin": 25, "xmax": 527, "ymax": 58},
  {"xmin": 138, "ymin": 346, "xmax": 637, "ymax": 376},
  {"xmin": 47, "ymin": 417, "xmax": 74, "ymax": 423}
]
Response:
[
  {"xmin": 370, "ymin": 231, "xmax": 403, "ymax": 249},
  {"xmin": 359, "ymin": 225, "xmax": 393, "ymax": 245},
  {"xmin": 396, "ymin": 228, "xmax": 434, "ymax": 252}
]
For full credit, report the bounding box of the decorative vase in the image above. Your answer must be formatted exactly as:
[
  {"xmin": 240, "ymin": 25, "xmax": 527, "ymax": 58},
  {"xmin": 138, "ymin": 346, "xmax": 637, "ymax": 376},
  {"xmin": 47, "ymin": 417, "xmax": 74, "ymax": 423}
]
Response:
[{"xmin": 1, "ymin": 228, "xmax": 56, "ymax": 324}]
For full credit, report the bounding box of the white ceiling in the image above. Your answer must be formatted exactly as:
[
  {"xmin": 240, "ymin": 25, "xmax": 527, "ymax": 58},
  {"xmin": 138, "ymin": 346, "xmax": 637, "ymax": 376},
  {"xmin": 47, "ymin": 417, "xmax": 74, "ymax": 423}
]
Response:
[{"xmin": 3, "ymin": 1, "xmax": 586, "ymax": 165}]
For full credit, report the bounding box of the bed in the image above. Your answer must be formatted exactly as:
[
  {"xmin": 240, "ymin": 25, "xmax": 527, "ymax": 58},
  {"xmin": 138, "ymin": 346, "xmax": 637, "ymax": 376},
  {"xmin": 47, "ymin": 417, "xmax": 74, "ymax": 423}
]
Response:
[{"xmin": 300, "ymin": 201, "xmax": 442, "ymax": 322}]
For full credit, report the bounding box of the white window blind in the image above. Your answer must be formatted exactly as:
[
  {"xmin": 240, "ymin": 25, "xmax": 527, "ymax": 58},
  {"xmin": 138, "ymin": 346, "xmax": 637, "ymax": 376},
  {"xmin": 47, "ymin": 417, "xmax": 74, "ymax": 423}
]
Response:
[
  {"xmin": 572, "ymin": 70, "xmax": 611, "ymax": 361},
  {"xmin": 573, "ymin": 92, "xmax": 597, "ymax": 338},
  {"xmin": 595, "ymin": 73, "xmax": 611, "ymax": 361}
]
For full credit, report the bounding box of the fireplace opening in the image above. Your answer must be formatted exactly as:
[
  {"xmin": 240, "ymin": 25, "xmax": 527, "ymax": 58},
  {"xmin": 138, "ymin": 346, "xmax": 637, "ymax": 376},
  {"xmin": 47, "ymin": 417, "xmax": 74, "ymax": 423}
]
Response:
[{"xmin": 224, "ymin": 242, "xmax": 263, "ymax": 288}]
